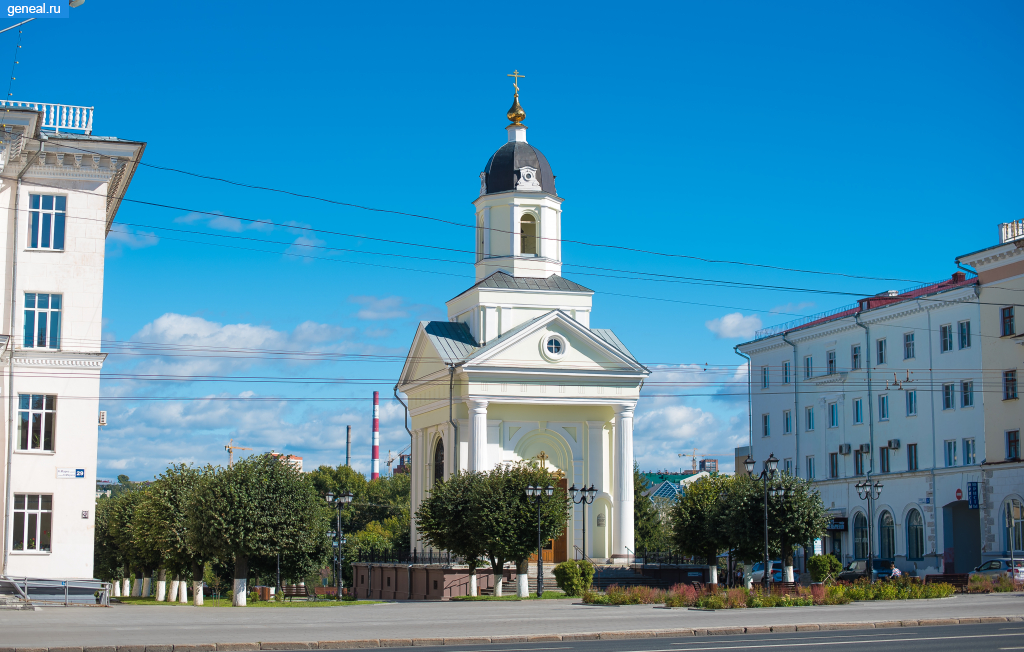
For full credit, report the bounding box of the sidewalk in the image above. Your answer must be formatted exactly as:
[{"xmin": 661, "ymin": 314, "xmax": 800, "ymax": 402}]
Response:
[{"xmin": 0, "ymin": 592, "xmax": 1020, "ymax": 648}]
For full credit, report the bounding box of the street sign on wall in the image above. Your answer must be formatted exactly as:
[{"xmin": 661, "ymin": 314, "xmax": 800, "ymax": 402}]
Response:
[
  {"xmin": 967, "ymin": 482, "xmax": 979, "ymax": 509},
  {"xmin": 56, "ymin": 468, "xmax": 85, "ymax": 479}
]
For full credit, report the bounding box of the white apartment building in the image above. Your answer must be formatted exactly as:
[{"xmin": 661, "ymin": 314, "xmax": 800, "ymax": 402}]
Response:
[
  {"xmin": 0, "ymin": 103, "xmax": 144, "ymax": 580},
  {"xmin": 737, "ymin": 222, "xmax": 1023, "ymax": 576}
]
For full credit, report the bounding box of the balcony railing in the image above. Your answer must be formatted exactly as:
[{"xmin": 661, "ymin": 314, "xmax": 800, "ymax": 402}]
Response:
[
  {"xmin": 0, "ymin": 100, "xmax": 93, "ymax": 134},
  {"xmin": 1001, "ymin": 220, "xmax": 1024, "ymax": 244}
]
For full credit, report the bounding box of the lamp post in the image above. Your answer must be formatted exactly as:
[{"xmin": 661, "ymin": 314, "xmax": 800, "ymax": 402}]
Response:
[
  {"xmin": 854, "ymin": 480, "xmax": 882, "ymax": 583},
  {"xmin": 526, "ymin": 484, "xmax": 555, "ymax": 597},
  {"xmin": 569, "ymin": 484, "xmax": 597, "ymax": 560},
  {"xmin": 744, "ymin": 453, "xmax": 785, "ymax": 591},
  {"xmin": 326, "ymin": 491, "xmax": 354, "ymax": 595}
]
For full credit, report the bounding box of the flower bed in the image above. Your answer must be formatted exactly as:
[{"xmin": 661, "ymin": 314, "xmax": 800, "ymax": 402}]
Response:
[{"xmin": 580, "ymin": 577, "xmax": 958, "ymax": 608}]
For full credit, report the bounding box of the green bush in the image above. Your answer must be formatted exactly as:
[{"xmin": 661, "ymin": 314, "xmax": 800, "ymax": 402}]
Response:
[
  {"xmin": 696, "ymin": 593, "xmax": 726, "ymax": 609},
  {"xmin": 807, "ymin": 554, "xmax": 843, "ymax": 583},
  {"xmin": 552, "ymin": 560, "xmax": 595, "ymax": 597}
]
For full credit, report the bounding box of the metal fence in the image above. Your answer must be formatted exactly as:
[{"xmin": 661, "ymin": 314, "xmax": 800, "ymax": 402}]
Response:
[
  {"xmin": 0, "ymin": 576, "xmax": 110, "ymax": 606},
  {"xmin": 354, "ymin": 549, "xmax": 467, "ymax": 565}
]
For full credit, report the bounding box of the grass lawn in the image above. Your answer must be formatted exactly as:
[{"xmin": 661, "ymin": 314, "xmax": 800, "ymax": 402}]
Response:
[
  {"xmin": 115, "ymin": 597, "xmax": 383, "ymax": 608},
  {"xmin": 450, "ymin": 591, "xmax": 569, "ymax": 601}
]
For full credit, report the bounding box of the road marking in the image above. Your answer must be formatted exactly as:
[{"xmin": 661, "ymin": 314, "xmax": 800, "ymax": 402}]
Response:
[
  {"xmin": 614, "ymin": 631, "xmax": 1024, "ymax": 652},
  {"xmin": 463, "ymin": 648, "xmax": 571, "ymax": 652},
  {"xmin": 998, "ymin": 648, "xmax": 1024, "ymax": 650},
  {"xmin": 671, "ymin": 632, "xmax": 919, "ymax": 645}
]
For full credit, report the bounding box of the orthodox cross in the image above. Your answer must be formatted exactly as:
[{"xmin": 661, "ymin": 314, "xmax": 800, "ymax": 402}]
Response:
[
  {"xmin": 508, "ymin": 69, "xmax": 525, "ymax": 94},
  {"xmin": 534, "ymin": 451, "xmax": 549, "ymax": 463}
]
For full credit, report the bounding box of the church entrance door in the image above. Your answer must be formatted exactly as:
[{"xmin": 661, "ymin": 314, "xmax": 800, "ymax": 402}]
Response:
[{"xmin": 529, "ymin": 478, "xmax": 570, "ymax": 563}]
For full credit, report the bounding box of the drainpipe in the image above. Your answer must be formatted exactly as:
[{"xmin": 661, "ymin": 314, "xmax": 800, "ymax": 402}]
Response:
[
  {"xmin": 3, "ymin": 142, "xmax": 42, "ymax": 576},
  {"xmin": 783, "ymin": 334, "xmax": 798, "ymax": 477},
  {"xmin": 447, "ymin": 364, "xmax": 461, "ymax": 475},
  {"xmin": 733, "ymin": 346, "xmax": 752, "ymax": 451},
  {"xmin": 394, "ymin": 384, "xmax": 413, "ymax": 439}
]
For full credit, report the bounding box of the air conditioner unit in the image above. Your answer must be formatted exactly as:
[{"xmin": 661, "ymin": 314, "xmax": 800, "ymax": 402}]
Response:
[
  {"xmin": 98, "ymin": 411, "xmax": 107, "ymax": 426},
  {"xmin": 887, "ymin": 439, "xmax": 901, "ymax": 450},
  {"xmin": 859, "ymin": 443, "xmax": 871, "ymax": 454},
  {"xmin": 838, "ymin": 443, "xmax": 852, "ymax": 455}
]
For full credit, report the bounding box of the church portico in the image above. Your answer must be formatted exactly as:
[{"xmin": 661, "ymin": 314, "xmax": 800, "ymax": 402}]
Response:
[{"xmin": 398, "ymin": 75, "xmax": 649, "ymax": 563}]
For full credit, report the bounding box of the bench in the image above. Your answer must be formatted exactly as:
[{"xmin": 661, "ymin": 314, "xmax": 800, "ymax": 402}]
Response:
[
  {"xmin": 924, "ymin": 574, "xmax": 970, "ymax": 592},
  {"xmin": 768, "ymin": 582, "xmax": 800, "ymax": 596},
  {"xmin": 281, "ymin": 584, "xmax": 314, "ymax": 601}
]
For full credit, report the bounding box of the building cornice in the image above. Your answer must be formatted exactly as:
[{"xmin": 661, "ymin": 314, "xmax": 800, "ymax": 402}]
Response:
[{"xmin": 12, "ymin": 350, "xmax": 106, "ymax": 368}]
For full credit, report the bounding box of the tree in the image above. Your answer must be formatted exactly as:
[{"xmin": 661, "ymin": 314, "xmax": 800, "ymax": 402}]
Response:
[
  {"xmin": 475, "ymin": 463, "xmax": 569, "ymax": 597},
  {"xmin": 634, "ymin": 464, "xmax": 676, "ymax": 552},
  {"xmin": 107, "ymin": 485, "xmax": 158, "ymax": 595},
  {"xmin": 722, "ymin": 472, "xmax": 830, "ymax": 581},
  {"xmin": 416, "ymin": 471, "xmax": 488, "ymax": 594},
  {"xmin": 187, "ymin": 454, "xmax": 332, "ymax": 606},
  {"xmin": 671, "ymin": 473, "xmax": 731, "ymax": 584}
]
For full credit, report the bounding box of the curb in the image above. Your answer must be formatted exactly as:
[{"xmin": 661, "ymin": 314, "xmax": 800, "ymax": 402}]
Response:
[{"xmin": 5, "ymin": 615, "xmax": 1021, "ymax": 652}]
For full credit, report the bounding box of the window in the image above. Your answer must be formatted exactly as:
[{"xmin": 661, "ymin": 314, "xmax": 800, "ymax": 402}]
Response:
[
  {"xmin": 1004, "ymin": 370, "xmax": 1018, "ymax": 400},
  {"xmin": 854, "ymin": 451, "xmax": 865, "ymax": 476},
  {"xmin": 762, "ymin": 414, "xmax": 770, "ymax": 438},
  {"xmin": 851, "ymin": 345, "xmax": 862, "ymax": 370},
  {"xmin": 17, "ymin": 394, "xmax": 56, "ymax": 452},
  {"xmin": 853, "ymin": 398, "xmax": 863, "ymax": 424},
  {"xmin": 1001, "ymin": 307, "xmax": 1016, "ymax": 337},
  {"xmin": 945, "ymin": 440, "xmax": 957, "ymax": 467},
  {"xmin": 519, "ymin": 215, "xmax": 538, "ymax": 255},
  {"xmin": 878, "ymin": 394, "xmax": 889, "ymax": 421},
  {"xmin": 1007, "ymin": 499, "xmax": 1024, "ymax": 553},
  {"xmin": 805, "ymin": 406, "xmax": 815, "ymax": 431},
  {"xmin": 854, "ymin": 513, "xmax": 868, "ymax": 559},
  {"xmin": 904, "ymin": 333, "xmax": 915, "ymax": 359},
  {"xmin": 906, "ymin": 390, "xmax": 917, "ymax": 416},
  {"xmin": 907, "ymin": 510, "xmax": 924, "ymax": 561},
  {"xmin": 907, "ymin": 443, "xmax": 918, "ymax": 471},
  {"xmin": 829, "ymin": 452, "xmax": 839, "ymax": 479},
  {"xmin": 939, "ymin": 325, "xmax": 953, "ymax": 353},
  {"xmin": 783, "ymin": 458, "xmax": 793, "ymax": 476},
  {"xmin": 805, "ymin": 356, "xmax": 813, "ymax": 379},
  {"xmin": 827, "ymin": 350, "xmax": 836, "ymax": 374},
  {"xmin": 876, "ymin": 338, "xmax": 887, "ymax": 365},
  {"xmin": 783, "ymin": 410, "xmax": 792, "ymax": 435},
  {"xmin": 880, "ymin": 447, "xmax": 890, "ymax": 473},
  {"xmin": 828, "ymin": 402, "xmax": 838, "ymax": 428},
  {"xmin": 12, "ymin": 494, "xmax": 52, "ymax": 552},
  {"xmin": 23, "ymin": 293, "xmax": 62, "ymax": 349},
  {"xmin": 806, "ymin": 456, "xmax": 815, "ymax": 480},
  {"xmin": 783, "ymin": 361, "xmax": 791, "ymax": 384},
  {"xmin": 28, "ymin": 194, "xmax": 66, "ymax": 251},
  {"xmin": 1008, "ymin": 430, "xmax": 1021, "ymax": 461},
  {"xmin": 958, "ymin": 321, "xmax": 972, "ymax": 349},
  {"xmin": 963, "ymin": 438, "xmax": 976, "ymax": 465},
  {"xmin": 879, "ymin": 511, "xmax": 895, "ymax": 560},
  {"xmin": 962, "ymin": 381, "xmax": 974, "ymax": 407},
  {"xmin": 761, "ymin": 366, "xmax": 769, "ymax": 389},
  {"xmin": 942, "ymin": 383, "xmax": 955, "ymax": 410}
]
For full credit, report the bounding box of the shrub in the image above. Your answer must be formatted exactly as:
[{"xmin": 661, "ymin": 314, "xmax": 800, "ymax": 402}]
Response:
[
  {"xmin": 807, "ymin": 554, "xmax": 843, "ymax": 583},
  {"xmin": 697, "ymin": 593, "xmax": 726, "ymax": 610},
  {"xmin": 664, "ymin": 583, "xmax": 698, "ymax": 608},
  {"xmin": 552, "ymin": 560, "xmax": 595, "ymax": 597},
  {"xmin": 581, "ymin": 589, "xmax": 610, "ymax": 605},
  {"xmin": 726, "ymin": 588, "xmax": 747, "ymax": 608},
  {"xmin": 969, "ymin": 575, "xmax": 993, "ymax": 593},
  {"xmin": 591, "ymin": 584, "xmax": 667, "ymax": 605},
  {"xmin": 993, "ymin": 575, "xmax": 1017, "ymax": 593}
]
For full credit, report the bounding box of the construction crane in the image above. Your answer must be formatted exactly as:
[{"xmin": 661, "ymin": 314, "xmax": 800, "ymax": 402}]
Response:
[
  {"xmin": 678, "ymin": 449, "xmax": 735, "ymax": 473},
  {"xmin": 225, "ymin": 438, "xmax": 252, "ymax": 467},
  {"xmin": 385, "ymin": 443, "xmax": 411, "ymax": 473}
]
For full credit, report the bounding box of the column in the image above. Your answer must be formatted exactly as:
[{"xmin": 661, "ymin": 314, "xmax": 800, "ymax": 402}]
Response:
[
  {"xmin": 613, "ymin": 404, "xmax": 635, "ymax": 558},
  {"xmin": 469, "ymin": 399, "xmax": 489, "ymax": 471}
]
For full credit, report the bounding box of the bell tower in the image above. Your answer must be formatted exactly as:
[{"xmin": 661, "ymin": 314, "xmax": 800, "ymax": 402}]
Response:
[{"xmin": 473, "ymin": 72, "xmax": 563, "ymax": 282}]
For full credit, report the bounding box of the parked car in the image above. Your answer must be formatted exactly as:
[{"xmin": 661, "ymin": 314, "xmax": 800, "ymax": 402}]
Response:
[
  {"xmin": 751, "ymin": 561, "xmax": 783, "ymax": 583},
  {"xmin": 971, "ymin": 558, "xmax": 1024, "ymax": 581},
  {"xmin": 836, "ymin": 559, "xmax": 896, "ymax": 582}
]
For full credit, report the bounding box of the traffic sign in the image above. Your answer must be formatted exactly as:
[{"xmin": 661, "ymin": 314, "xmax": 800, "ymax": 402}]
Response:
[{"xmin": 956, "ymin": 488, "xmax": 963, "ymax": 501}]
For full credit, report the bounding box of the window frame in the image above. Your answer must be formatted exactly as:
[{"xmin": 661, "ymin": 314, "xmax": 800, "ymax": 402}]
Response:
[
  {"xmin": 876, "ymin": 338, "xmax": 887, "ymax": 365},
  {"xmin": 907, "ymin": 443, "xmax": 918, "ymax": 471},
  {"xmin": 1004, "ymin": 370, "xmax": 1018, "ymax": 401},
  {"xmin": 958, "ymin": 320, "xmax": 972, "ymax": 349},
  {"xmin": 804, "ymin": 356, "xmax": 813, "ymax": 379},
  {"xmin": 783, "ymin": 409, "xmax": 792, "ymax": 435},
  {"xmin": 761, "ymin": 366, "xmax": 769, "ymax": 389},
  {"xmin": 854, "ymin": 451, "xmax": 865, "ymax": 476},
  {"xmin": 783, "ymin": 361, "xmax": 791, "ymax": 385},
  {"xmin": 906, "ymin": 390, "xmax": 917, "ymax": 416},
  {"xmin": 829, "ymin": 452, "xmax": 839, "ymax": 479},
  {"xmin": 939, "ymin": 324, "xmax": 953, "ymax": 353},
  {"xmin": 944, "ymin": 439, "xmax": 957, "ymax": 467},
  {"xmin": 907, "ymin": 509, "xmax": 925, "ymax": 561},
  {"xmin": 879, "ymin": 511, "xmax": 895, "ymax": 560},
  {"xmin": 963, "ymin": 438, "xmax": 976, "ymax": 465},
  {"xmin": 806, "ymin": 455, "xmax": 815, "ymax": 480},
  {"xmin": 851, "ymin": 344, "xmax": 862, "ymax": 370},
  {"xmin": 1008, "ymin": 430, "xmax": 1021, "ymax": 461},
  {"xmin": 854, "ymin": 513, "xmax": 868, "ymax": 559},
  {"xmin": 783, "ymin": 458, "xmax": 793, "ymax": 476},
  {"xmin": 1001, "ymin": 307, "xmax": 1016, "ymax": 337},
  {"xmin": 805, "ymin": 405, "xmax": 815, "ymax": 431},
  {"xmin": 961, "ymin": 380, "xmax": 974, "ymax": 407},
  {"xmin": 942, "ymin": 383, "xmax": 956, "ymax": 410},
  {"xmin": 11, "ymin": 493, "xmax": 52, "ymax": 553},
  {"xmin": 879, "ymin": 447, "xmax": 890, "ymax": 473},
  {"xmin": 828, "ymin": 402, "xmax": 838, "ymax": 428},
  {"xmin": 22, "ymin": 292, "xmax": 62, "ymax": 350},
  {"xmin": 903, "ymin": 332, "xmax": 915, "ymax": 360},
  {"xmin": 27, "ymin": 194, "xmax": 67, "ymax": 251},
  {"xmin": 853, "ymin": 398, "xmax": 863, "ymax": 424},
  {"xmin": 17, "ymin": 394, "xmax": 56, "ymax": 453},
  {"xmin": 762, "ymin": 413, "xmax": 770, "ymax": 438},
  {"xmin": 827, "ymin": 350, "xmax": 837, "ymax": 375},
  {"xmin": 878, "ymin": 394, "xmax": 889, "ymax": 421}
]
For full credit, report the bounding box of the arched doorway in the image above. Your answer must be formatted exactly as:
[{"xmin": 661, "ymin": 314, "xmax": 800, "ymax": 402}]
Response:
[
  {"xmin": 942, "ymin": 500, "xmax": 980, "ymax": 573},
  {"xmin": 433, "ymin": 439, "xmax": 444, "ymax": 484},
  {"xmin": 854, "ymin": 512, "xmax": 868, "ymax": 559}
]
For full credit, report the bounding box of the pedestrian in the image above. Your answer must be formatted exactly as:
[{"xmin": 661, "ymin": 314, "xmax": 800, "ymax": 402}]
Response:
[{"xmin": 889, "ymin": 561, "xmax": 901, "ymax": 578}]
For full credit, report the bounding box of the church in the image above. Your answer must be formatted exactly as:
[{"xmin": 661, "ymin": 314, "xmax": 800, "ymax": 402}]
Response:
[{"xmin": 397, "ymin": 75, "xmax": 649, "ymax": 565}]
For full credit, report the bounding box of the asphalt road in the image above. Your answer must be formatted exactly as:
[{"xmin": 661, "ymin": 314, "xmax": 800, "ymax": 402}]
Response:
[{"xmin": 327, "ymin": 624, "xmax": 1024, "ymax": 652}]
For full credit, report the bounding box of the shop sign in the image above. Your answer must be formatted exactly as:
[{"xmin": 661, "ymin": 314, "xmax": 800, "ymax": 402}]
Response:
[
  {"xmin": 967, "ymin": 482, "xmax": 979, "ymax": 509},
  {"xmin": 827, "ymin": 517, "xmax": 848, "ymax": 531}
]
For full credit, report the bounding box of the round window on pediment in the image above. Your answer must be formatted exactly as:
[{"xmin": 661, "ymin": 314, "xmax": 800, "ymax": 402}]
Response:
[{"xmin": 541, "ymin": 334, "xmax": 568, "ymax": 362}]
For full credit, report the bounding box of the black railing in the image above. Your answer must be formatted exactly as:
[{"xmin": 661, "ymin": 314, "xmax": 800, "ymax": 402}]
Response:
[
  {"xmin": 354, "ymin": 549, "xmax": 468, "ymax": 565},
  {"xmin": 639, "ymin": 550, "xmax": 691, "ymax": 567}
]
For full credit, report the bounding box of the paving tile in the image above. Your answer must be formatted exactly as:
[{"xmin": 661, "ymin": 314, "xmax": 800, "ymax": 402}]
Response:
[
  {"xmin": 819, "ymin": 623, "xmax": 871, "ymax": 631},
  {"xmin": 441, "ymin": 639, "xmax": 488, "ymax": 646},
  {"xmin": 917, "ymin": 619, "xmax": 956, "ymax": 627},
  {"xmin": 769, "ymin": 625, "xmax": 796, "ymax": 633},
  {"xmin": 654, "ymin": 630, "xmax": 694, "ymax": 638},
  {"xmin": 743, "ymin": 627, "xmax": 771, "ymax": 634},
  {"xmin": 260, "ymin": 645, "xmax": 315, "ymax": 650},
  {"xmin": 409, "ymin": 640, "xmax": 442, "ymax": 647},
  {"xmin": 526, "ymin": 636, "xmax": 561, "ymax": 643}
]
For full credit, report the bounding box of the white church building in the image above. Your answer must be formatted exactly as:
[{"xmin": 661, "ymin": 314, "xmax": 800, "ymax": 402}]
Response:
[{"xmin": 398, "ymin": 86, "xmax": 648, "ymax": 565}]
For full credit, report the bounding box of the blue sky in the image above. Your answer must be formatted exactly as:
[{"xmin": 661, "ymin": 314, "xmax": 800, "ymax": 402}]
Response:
[{"xmin": 9, "ymin": 1, "xmax": 1022, "ymax": 481}]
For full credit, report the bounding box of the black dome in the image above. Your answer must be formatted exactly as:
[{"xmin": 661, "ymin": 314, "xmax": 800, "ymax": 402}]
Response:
[{"xmin": 482, "ymin": 141, "xmax": 557, "ymax": 195}]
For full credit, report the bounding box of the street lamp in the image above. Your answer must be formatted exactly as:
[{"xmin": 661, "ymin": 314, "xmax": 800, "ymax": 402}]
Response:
[
  {"xmin": 745, "ymin": 453, "xmax": 786, "ymax": 591},
  {"xmin": 526, "ymin": 484, "xmax": 555, "ymax": 597},
  {"xmin": 569, "ymin": 484, "xmax": 597, "ymax": 560},
  {"xmin": 854, "ymin": 480, "xmax": 883, "ymax": 583},
  {"xmin": 326, "ymin": 491, "xmax": 354, "ymax": 595}
]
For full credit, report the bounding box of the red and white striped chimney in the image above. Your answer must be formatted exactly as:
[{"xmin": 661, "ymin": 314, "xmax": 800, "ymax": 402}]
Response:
[{"xmin": 371, "ymin": 391, "xmax": 380, "ymax": 479}]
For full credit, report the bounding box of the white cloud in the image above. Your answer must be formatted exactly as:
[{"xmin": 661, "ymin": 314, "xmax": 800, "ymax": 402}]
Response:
[
  {"xmin": 174, "ymin": 211, "xmax": 273, "ymax": 233},
  {"xmin": 350, "ymin": 296, "xmax": 409, "ymax": 320},
  {"xmin": 705, "ymin": 312, "xmax": 763, "ymax": 339},
  {"xmin": 106, "ymin": 227, "xmax": 159, "ymax": 252},
  {"xmin": 770, "ymin": 301, "xmax": 816, "ymax": 315}
]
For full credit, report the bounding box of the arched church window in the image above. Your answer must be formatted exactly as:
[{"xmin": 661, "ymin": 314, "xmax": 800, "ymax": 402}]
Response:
[
  {"xmin": 1007, "ymin": 499, "xmax": 1024, "ymax": 552},
  {"xmin": 520, "ymin": 215, "xmax": 538, "ymax": 256},
  {"xmin": 433, "ymin": 439, "xmax": 444, "ymax": 484}
]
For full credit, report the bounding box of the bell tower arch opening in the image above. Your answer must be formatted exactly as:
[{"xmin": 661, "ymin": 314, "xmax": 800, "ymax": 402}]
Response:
[{"xmin": 520, "ymin": 214, "xmax": 538, "ymax": 256}]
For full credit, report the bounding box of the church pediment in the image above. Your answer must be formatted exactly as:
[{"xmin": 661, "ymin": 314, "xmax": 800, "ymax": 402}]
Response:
[{"xmin": 462, "ymin": 310, "xmax": 647, "ymax": 375}]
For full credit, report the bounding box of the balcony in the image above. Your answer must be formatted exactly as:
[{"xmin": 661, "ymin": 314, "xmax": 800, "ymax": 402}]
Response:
[
  {"xmin": 1000, "ymin": 219, "xmax": 1024, "ymax": 245},
  {"xmin": 0, "ymin": 100, "xmax": 93, "ymax": 134}
]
